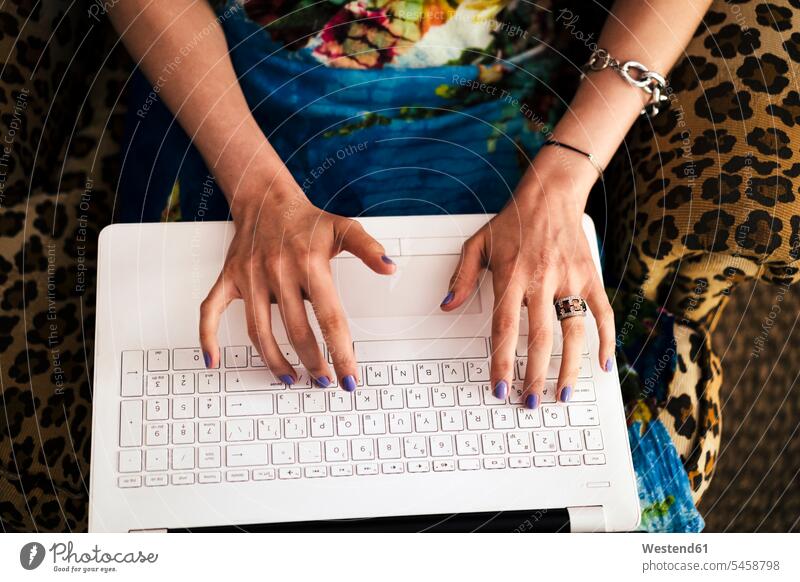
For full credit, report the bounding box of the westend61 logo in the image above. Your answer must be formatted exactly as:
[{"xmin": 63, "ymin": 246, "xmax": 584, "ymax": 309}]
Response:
[{"xmin": 19, "ymin": 541, "xmax": 158, "ymax": 574}]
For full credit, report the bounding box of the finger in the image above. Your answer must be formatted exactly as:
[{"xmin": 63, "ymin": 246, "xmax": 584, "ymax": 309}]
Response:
[
  {"xmin": 587, "ymin": 282, "xmax": 616, "ymax": 373},
  {"xmin": 489, "ymin": 275, "xmax": 524, "ymax": 401},
  {"xmin": 199, "ymin": 272, "xmax": 239, "ymax": 368},
  {"xmin": 441, "ymin": 236, "xmax": 483, "ymax": 311},
  {"xmin": 556, "ymin": 306, "xmax": 586, "ymax": 403},
  {"xmin": 275, "ymin": 281, "xmax": 332, "ymax": 387},
  {"xmin": 306, "ymin": 261, "xmax": 359, "ymax": 392},
  {"xmin": 522, "ymin": 293, "xmax": 554, "ymax": 409},
  {"xmin": 242, "ymin": 279, "xmax": 297, "ymax": 385},
  {"xmin": 336, "ymin": 218, "xmax": 396, "ymax": 275}
]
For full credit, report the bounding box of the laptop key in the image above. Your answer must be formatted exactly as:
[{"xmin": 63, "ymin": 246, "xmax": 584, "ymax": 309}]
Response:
[
  {"xmin": 483, "ymin": 458, "xmax": 506, "ymax": 470},
  {"xmin": 226, "ymin": 470, "xmax": 249, "ymax": 482},
  {"xmin": 121, "ymin": 350, "xmax": 144, "ymax": 397},
  {"xmin": 198, "ymin": 372, "xmax": 220, "ymax": 393},
  {"xmin": 407, "ymin": 460, "xmax": 430, "ymax": 473},
  {"xmin": 533, "ymin": 455, "xmax": 556, "ymax": 468},
  {"xmin": 173, "ymin": 348, "xmax": 208, "ymax": 370},
  {"xmin": 118, "ymin": 475, "xmax": 142, "ymax": 488},
  {"xmin": 584, "ymin": 453, "xmax": 606, "ymax": 465},
  {"xmin": 433, "ymin": 459, "xmax": 455, "ymax": 472},
  {"xmin": 226, "ymin": 370, "xmax": 283, "ymax": 392},
  {"xmin": 332, "ymin": 465, "xmax": 354, "ymax": 477},
  {"xmin": 172, "ymin": 473, "xmax": 195, "ymax": 485},
  {"xmin": 416, "ymin": 362, "xmax": 440, "ymax": 383},
  {"xmin": 198, "ymin": 471, "xmax": 222, "ymax": 484},
  {"xmin": 305, "ymin": 466, "xmax": 327, "ymax": 478},
  {"xmin": 509, "ymin": 456, "xmax": 532, "ymax": 468},
  {"xmin": 145, "ymin": 474, "xmax": 168, "ymax": 487},
  {"xmin": 467, "ymin": 361, "xmax": 489, "ymax": 382},
  {"xmin": 145, "ymin": 449, "xmax": 167, "ymax": 471},
  {"xmin": 252, "ymin": 468, "xmax": 275, "ymax": 481},
  {"xmin": 365, "ymin": 364, "xmax": 390, "ymax": 386},
  {"xmin": 542, "ymin": 406, "xmax": 567, "ymax": 428},
  {"xmin": 357, "ymin": 462, "xmax": 379, "ymax": 475},
  {"xmin": 456, "ymin": 384, "xmax": 481, "ymax": 406},
  {"xmin": 279, "ymin": 467, "xmax": 302, "ymax": 479},
  {"xmin": 225, "ymin": 346, "xmax": 248, "ymax": 368},
  {"xmin": 559, "ymin": 454, "xmax": 581, "ymax": 466},
  {"xmin": 119, "ymin": 450, "xmax": 141, "ymax": 473},
  {"xmin": 391, "ymin": 363, "xmax": 415, "ymax": 385},
  {"xmin": 567, "ymin": 405, "xmax": 600, "ymax": 426},
  {"xmin": 584, "ymin": 428, "xmax": 604, "ymax": 451},
  {"xmin": 227, "ymin": 444, "xmax": 269, "ymax": 466},
  {"xmin": 146, "ymin": 374, "xmax": 169, "ymax": 396},
  {"xmin": 120, "ymin": 400, "xmax": 143, "ymax": 446},
  {"xmin": 355, "ymin": 389, "xmax": 378, "ymax": 411},
  {"xmin": 442, "ymin": 362, "xmax": 466, "ymax": 383}
]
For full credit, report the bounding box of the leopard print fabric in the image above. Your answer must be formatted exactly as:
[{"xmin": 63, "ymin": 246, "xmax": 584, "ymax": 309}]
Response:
[
  {"xmin": 0, "ymin": 1, "xmax": 128, "ymax": 531},
  {"xmin": 606, "ymin": 0, "xmax": 800, "ymax": 501}
]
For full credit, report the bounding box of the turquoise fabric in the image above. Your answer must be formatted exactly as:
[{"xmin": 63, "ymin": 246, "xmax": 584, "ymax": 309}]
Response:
[
  {"xmin": 629, "ymin": 420, "xmax": 705, "ymax": 533},
  {"xmin": 118, "ymin": 0, "xmax": 558, "ymax": 221}
]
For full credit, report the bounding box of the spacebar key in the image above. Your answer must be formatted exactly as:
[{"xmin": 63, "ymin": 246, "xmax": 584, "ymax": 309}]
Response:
[{"xmin": 354, "ymin": 337, "xmax": 487, "ymax": 362}]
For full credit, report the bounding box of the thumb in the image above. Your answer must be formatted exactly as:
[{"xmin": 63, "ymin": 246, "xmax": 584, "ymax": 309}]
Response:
[
  {"xmin": 441, "ymin": 236, "xmax": 484, "ymax": 311},
  {"xmin": 336, "ymin": 218, "xmax": 396, "ymax": 275}
]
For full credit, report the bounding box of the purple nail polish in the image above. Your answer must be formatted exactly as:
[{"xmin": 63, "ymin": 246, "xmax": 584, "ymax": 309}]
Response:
[
  {"xmin": 560, "ymin": 386, "xmax": 572, "ymax": 402},
  {"xmin": 440, "ymin": 291, "xmax": 455, "ymax": 306},
  {"xmin": 493, "ymin": 380, "xmax": 508, "ymax": 400},
  {"xmin": 315, "ymin": 376, "xmax": 331, "ymax": 388},
  {"xmin": 279, "ymin": 374, "xmax": 295, "ymax": 386},
  {"xmin": 203, "ymin": 351, "xmax": 212, "ymax": 368},
  {"xmin": 342, "ymin": 375, "xmax": 357, "ymax": 392},
  {"xmin": 381, "ymin": 255, "xmax": 395, "ymax": 265},
  {"xmin": 604, "ymin": 358, "xmax": 614, "ymax": 373},
  {"xmin": 525, "ymin": 393, "xmax": 539, "ymax": 409}
]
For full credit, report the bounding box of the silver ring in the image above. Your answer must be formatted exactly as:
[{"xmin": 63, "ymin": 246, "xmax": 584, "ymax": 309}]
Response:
[{"xmin": 554, "ymin": 295, "xmax": 588, "ymax": 321}]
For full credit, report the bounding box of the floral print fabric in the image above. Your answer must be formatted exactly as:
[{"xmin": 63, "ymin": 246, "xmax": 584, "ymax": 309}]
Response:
[{"xmin": 240, "ymin": 0, "xmax": 553, "ymax": 68}]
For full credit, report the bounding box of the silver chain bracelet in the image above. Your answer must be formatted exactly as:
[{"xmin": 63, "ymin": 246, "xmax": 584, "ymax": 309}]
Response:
[{"xmin": 581, "ymin": 48, "xmax": 669, "ymax": 116}]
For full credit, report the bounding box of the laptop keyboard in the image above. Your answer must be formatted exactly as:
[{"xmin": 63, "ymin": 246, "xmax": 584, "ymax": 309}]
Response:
[{"xmin": 116, "ymin": 340, "xmax": 605, "ymax": 489}]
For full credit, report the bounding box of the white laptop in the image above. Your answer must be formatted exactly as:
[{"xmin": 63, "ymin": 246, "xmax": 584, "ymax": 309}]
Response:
[{"xmin": 89, "ymin": 214, "xmax": 640, "ymax": 532}]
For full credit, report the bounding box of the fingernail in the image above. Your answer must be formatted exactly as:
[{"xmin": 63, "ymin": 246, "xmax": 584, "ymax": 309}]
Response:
[
  {"xmin": 440, "ymin": 291, "xmax": 455, "ymax": 306},
  {"xmin": 203, "ymin": 351, "xmax": 212, "ymax": 368},
  {"xmin": 525, "ymin": 393, "xmax": 540, "ymax": 409},
  {"xmin": 315, "ymin": 375, "xmax": 331, "ymax": 388},
  {"xmin": 342, "ymin": 375, "xmax": 357, "ymax": 392},
  {"xmin": 381, "ymin": 255, "xmax": 395, "ymax": 265},
  {"xmin": 560, "ymin": 386, "xmax": 572, "ymax": 403},
  {"xmin": 604, "ymin": 358, "xmax": 614, "ymax": 373},
  {"xmin": 279, "ymin": 374, "xmax": 295, "ymax": 386},
  {"xmin": 493, "ymin": 380, "xmax": 508, "ymax": 400}
]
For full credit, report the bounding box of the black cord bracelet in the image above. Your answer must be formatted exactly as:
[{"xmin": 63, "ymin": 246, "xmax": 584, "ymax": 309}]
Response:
[{"xmin": 542, "ymin": 139, "xmax": 604, "ymax": 179}]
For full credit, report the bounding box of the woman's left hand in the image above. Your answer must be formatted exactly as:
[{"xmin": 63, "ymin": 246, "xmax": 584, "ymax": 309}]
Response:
[{"xmin": 440, "ymin": 169, "xmax": 616, "ymax": 409}]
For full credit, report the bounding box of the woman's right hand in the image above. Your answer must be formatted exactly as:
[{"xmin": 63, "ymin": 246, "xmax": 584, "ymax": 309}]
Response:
[{"xmin": 198, "ymin": 183, "xmax": 395, "ymax": 390}]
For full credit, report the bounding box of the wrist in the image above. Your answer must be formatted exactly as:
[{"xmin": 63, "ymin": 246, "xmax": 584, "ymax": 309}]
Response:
[{"xmin": 512, "ymin": 146, "xmax": 598, "ymax": 214}]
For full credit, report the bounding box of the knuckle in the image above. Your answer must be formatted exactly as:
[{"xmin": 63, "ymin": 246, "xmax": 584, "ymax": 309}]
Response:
[
  {"xmin": 316, "ymin": 311, "xmax": 345, "ymax": 335},
  {"xmin": 526, "ymin": 328, "xmax": 550, "ymax": 350},
  {"xmin": 524, "ymin": 377, "xmax": 546, "ymax": 393},
  {"xmin": 199, "ymin": 298, "xmax": 215, "ymax": 320},
  {"xmin": 562, "ymin": 320, "xmax": 585, "ymax": 341},
  {"xmin": 285, "ymin": 322, "xmax": 314, "ymax": 344},
  {"xmin": 492, "ymin": 313, "xmax": 517, "ymax": 334},
  {"xmin": 491, "ymin": 355, "xmax": 515, "ymax": 374}
]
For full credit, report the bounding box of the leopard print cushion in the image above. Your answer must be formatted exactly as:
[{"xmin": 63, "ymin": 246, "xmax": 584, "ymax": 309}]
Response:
[
  {"xmin": 606, "ymin": 0, "xmax": 800, "ymax": 500},
  {"xmin": 0, "ymin": 1, "xmax": 129, "ymax": 531}
]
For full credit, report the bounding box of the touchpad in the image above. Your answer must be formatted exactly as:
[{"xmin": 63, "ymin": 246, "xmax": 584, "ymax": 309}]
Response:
[{"xmin": 331, "ymin": 255, "xmax": 482, "ymax": 318}]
